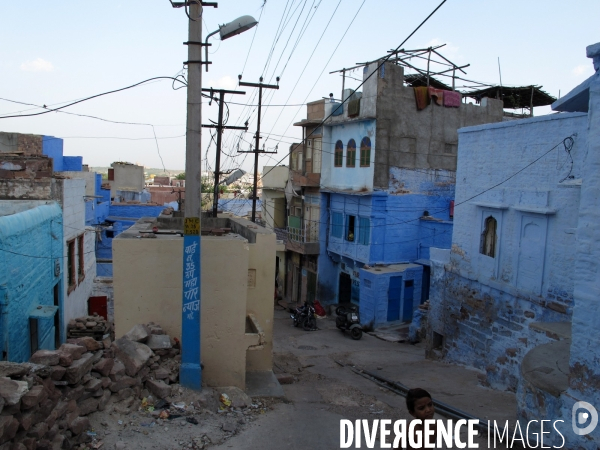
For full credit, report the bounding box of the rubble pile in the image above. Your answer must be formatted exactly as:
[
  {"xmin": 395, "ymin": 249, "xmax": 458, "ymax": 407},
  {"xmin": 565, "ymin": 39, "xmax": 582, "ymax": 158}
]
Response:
[
  {"xmin": 0, "ymin": 322, "xmax": 180, "ymax": 449},
  {"xmin": 66, "ymin": 314, "xmax": 111, "ymax": 341}
]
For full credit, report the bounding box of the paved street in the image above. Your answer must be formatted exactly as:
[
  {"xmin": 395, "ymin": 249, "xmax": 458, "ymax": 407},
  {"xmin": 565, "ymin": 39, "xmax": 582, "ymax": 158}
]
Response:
[{"xmin": 213, "ymin": 309, "xmax": 518, "ymax": 449}]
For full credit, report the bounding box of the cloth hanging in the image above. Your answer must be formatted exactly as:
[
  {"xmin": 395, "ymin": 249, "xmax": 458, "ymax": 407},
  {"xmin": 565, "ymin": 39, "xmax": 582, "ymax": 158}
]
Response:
[
  {"xmin": 428, "ymin": 87, "xmax": 444, "ymax": 106},
  {"xmin": 413, "ymin": 87, "xmax": 430, "ymax": 110},
  {"xmin": 444, "ymin": 90, "xmax": 462, "ymax": 108}
]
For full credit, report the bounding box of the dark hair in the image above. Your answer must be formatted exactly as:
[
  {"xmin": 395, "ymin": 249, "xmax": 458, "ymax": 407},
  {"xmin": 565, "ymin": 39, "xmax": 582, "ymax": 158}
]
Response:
[{"xmin": 406, "ymin": 388, "xmax": 432, "ymax": 412}]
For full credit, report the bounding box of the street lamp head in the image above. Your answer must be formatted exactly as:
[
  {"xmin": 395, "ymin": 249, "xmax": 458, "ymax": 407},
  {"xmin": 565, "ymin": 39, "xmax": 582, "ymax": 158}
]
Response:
[{"xmin": 219, "ymin": 15, "xmax": 258, "ymax": 40}]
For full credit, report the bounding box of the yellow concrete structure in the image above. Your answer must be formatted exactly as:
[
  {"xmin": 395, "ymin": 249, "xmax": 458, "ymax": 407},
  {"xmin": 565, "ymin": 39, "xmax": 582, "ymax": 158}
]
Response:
[{"xmin": 112, "ymin": 215, "xmax": 275, "ymax": 389}]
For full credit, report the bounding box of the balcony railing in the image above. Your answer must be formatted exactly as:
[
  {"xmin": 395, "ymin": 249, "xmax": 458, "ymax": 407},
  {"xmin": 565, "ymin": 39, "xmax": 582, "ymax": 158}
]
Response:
[{"xmin": 287, "ymin": 222, "xmax": 319, "ymax": 243}]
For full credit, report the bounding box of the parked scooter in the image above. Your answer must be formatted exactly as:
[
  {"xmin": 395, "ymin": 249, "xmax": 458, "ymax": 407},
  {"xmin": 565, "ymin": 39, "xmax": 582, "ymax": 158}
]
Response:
[
  {"xmin": 335, "ymin": 304, "xmax": 363, "ymax": 340},
  {"xmin": 291, "ymin": 302, "xmax": 317, "ymax": 331}
]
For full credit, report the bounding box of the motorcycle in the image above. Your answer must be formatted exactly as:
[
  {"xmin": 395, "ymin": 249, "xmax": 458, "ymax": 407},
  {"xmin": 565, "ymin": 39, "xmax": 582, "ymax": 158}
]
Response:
[
  {"xmin": 291, "ymin": 302, "xmax": 317, "ymax": 331},
  {"xmin": 335, "ymin": 304, "xmax": 363, "ymax": 340}
]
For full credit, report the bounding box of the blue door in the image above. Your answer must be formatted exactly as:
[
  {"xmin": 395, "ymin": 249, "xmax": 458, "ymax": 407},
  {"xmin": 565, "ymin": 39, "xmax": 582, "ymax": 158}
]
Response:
[
  {"xmin": 402, "ymin": 280, "xmax": 414, "ymax": 321},
  {"xmin": 387, "ymin": 276, "xmax": 402, "ymax": 321}
]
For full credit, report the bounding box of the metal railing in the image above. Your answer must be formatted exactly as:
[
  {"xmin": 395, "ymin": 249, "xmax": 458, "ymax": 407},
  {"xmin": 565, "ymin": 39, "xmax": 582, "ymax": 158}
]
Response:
[{"xmin": 287, "ymin": 222, "xmax": 319, "ymax": 243}]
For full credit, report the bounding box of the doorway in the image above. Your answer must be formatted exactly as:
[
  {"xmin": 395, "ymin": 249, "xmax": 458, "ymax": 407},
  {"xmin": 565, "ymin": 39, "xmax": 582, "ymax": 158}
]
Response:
[
  {"xmin": 338, "ymin": 272, "xmax": 351, "ymax": 303},
  {"xmin": 402, "ymin": 280, "xmax": 414, "ymax": 321},
  {"xmin": 387, "ymin": 276, "xmax": 402, "ymax": 321}
]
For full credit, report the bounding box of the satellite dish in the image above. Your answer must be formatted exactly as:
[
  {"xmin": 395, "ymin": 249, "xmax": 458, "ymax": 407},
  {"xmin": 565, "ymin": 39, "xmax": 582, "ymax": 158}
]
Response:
[{"xmin": 219, "ymin": 16, "xmax": 258, "ymax": 41}]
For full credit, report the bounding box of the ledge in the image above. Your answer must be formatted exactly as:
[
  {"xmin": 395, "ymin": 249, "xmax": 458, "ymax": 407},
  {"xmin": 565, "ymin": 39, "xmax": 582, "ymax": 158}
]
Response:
[
  {"xmin": 512, "ymin": 206, "xmax": 556, "ymax": 215},
  {"xmin": 470, "ymin": 201, "xmax": 508, "ymax": 210}
]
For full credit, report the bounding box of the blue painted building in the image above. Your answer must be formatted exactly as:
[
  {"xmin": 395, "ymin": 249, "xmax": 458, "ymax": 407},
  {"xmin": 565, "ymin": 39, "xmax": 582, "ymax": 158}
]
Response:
[
  {"xmin": 96, "ymin": 203, "xmax": 166, "ymax": 277},
  {"xmin": 315, "ymin": 61, "xmax": 505, "ymax": 325},
  {"xmin": 0, "ymin": 201, "xmax": 63, "ymax": 362},
  {"xmin": 427, "ymin": 41, "xmax": 600, "ymax": 449}
]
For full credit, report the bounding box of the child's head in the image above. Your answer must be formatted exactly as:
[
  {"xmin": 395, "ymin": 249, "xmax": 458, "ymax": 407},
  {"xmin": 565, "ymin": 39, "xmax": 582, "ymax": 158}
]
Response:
[{"xmin": 406, "ymin": 388, "xmax": 435, "ymax": 420}]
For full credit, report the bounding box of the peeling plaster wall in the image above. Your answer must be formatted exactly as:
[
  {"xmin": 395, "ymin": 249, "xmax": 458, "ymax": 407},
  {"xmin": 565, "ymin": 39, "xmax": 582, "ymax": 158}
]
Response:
[
  {"xmin": 428, "ymin": 111, "xmax": 588, "ymax": 391},
  {"xmin": 0, "ymin": 202, "xmax": 62, "ymax": 362}
]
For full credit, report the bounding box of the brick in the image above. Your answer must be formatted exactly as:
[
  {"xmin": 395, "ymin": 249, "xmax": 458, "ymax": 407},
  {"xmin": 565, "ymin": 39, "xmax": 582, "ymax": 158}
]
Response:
[
  {"xmin": 77, "ymin": 397, "xmax": 98, "ymax": 416},
  {"xmin": 92, "ymin": 358, "xmax": 114, "ymax": 377},
  {"xmin": 144, "ymin": 380, "xmax": 170, "ymax": 399},
  {"xmin": 97, "ymin": 390, "xmax": 111, "ymax": 412},
  {"xmin": 109, "ymin": 376, "xmax": 138, "ymax": 393},
  {"xmin": 123, "ymin": 324, "xmax": 151, "ymax": 343},
  {"xmin": 112, "ymin": 338, "xmax": 153, "ymax": 377},
  {"xmin": 50, "ymin": 366, "xmax": 66, "ymax": 381},
  {"xmin": 58, "ymin": 344, "xmax": 86, "ymax": 361},
  {"xmin": 109, "ymin": 360, "xmax": 126, "ymax": 382},
  {"xmin": 0, "ymin": 417, "xmax": 19, "ymax": 444},
  {"xmin": 21, "ymin": 385, "xmax": 48, "ymax": 409},
  {"xmin": 27, "ymin": 422, "xmax": 48, "ymax": 439},
  {"xmin": 64, "ymin": 353, "xmax": 95, "ymax": 384},
  {"xmin": 0, "ymin": 378, "xmax": 29, "ymax": 405},
  {"xmin": 57, "ymin": 352, "xmax": 73, "ymax": 367},
  {"xmin": 68, "ymin": 416, "xmax": 89, "ymax": 436},
  {"xmin": 505, "ymin": 348, "xmax": 518, "ymax": 357},
  {"xmin": 29, "ymin": 350, "xmax": 60, "ymax": 366}
]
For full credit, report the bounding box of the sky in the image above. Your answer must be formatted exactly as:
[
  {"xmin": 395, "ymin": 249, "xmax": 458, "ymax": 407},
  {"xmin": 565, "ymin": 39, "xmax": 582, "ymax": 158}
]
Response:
[{"xmin": 0, "ymin": 1, "xmax": 598, "ymax": 175}]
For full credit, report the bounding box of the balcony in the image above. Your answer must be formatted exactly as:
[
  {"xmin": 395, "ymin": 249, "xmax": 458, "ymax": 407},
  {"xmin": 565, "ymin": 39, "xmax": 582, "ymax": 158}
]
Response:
[
  {"xmin": 285, "ymin": 223, "xmax": 320, "ymax": 255},
  {"xmin": 289, "ymin": 169, "xmax": 320, "ymax": 188}
]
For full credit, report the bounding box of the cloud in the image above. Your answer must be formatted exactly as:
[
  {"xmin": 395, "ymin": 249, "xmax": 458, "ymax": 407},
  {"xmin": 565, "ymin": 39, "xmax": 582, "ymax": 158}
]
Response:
[
  {"xmin": 206, "ymin": 75, "xmax": 237, "ymax": 90},
  {"xmin": 20, "ymin": 58, "xmax": 54, "ymax": 72},
  {"xmin": 426, "ymin": 38, "xmax": 459, "ymax": 56},
  {"xmin": 572, "ymin": 64, "xmax": 592, "ymax": 77}
]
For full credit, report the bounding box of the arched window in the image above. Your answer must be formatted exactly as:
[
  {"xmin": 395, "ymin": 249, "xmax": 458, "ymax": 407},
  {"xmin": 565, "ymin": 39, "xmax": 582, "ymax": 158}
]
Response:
[
  {"xmin": 360, "ymin": 137, "xmax": 371, "ymax": 167},
  {"xmin": 346, "ymin": 139, "xmax": 356, "ymax": 167},
  {"xmin": 334, "ymin": 140, "xmax": 343, "ymax": 167},
  {"xmin": 480, "ymin": 216, "xmax": 497, "ymax": 257}
]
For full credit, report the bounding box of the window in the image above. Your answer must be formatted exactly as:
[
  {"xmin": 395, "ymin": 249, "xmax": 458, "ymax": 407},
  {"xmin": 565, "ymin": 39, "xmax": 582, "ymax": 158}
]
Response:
[
  {"xmin": 346, "ymin": 215, "xmax": 356, "ymax": 241},
  {"xmin": 346, "ymin": 139, "xmax": 356, "ymax": 167},
  {"xmin": 358, "ymin": 217, "xmax": 370, "ymax": 245},
  {"xmin": 67, "ymin": 239, "xmax": 76, "ymax": 293},
  {"xmin": 77, "ymin": 235, "xmax": 85, "ymax": 283},
  {"xmin": 331, "ymin": 212, "xmax": 343, "ymax": 238},
  {"xmin": 360, "ymin": 137, "xmax": 371, "ymax": 167},
  {"xmin": 108, "ymin": 168, "xmax": 114, "ymax": 181},
  {"xmin": 480, "ymin": 216, "xmax": 497, "ymax": 257},
  {"xmin": 334, "ymin": 140, "xmax": 343, "ymax": 167}
]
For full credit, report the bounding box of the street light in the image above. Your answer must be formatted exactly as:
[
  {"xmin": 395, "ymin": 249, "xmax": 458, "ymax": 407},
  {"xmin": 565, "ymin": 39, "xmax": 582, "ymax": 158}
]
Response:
[{"xmin": 204, "ymin": 15, "xmax": 258, "ymax": 71}]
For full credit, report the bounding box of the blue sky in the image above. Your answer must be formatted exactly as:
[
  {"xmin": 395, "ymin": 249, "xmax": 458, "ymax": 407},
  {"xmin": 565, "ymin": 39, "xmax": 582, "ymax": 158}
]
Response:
[{"xmin": 0, "ymin": 1, "xmax": 598, "ymax": 173}]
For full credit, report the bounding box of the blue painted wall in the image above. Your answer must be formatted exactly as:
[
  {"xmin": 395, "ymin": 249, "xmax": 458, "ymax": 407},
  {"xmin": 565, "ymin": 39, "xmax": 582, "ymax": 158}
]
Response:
[
  {"xmin": 108, "ymin": 204, "xmax": 164, "ymax": 219},
  {"xmin": 360, "ymin": 265, "xmax": 423, "ymax": 326},
  {"xmin": 318, "ymin": 187, "xmax": 453, "ymax": 317},
  {"xmin": 63, "ymin": 156, "xmax": 83, "ymax": 172},
  {"xmin": 0, "ymin": 203, "xmax": 63, "ymax": 362},
  {"xmin": 42, "ymin": 136, "xmax": 64, "ymax": 172}
]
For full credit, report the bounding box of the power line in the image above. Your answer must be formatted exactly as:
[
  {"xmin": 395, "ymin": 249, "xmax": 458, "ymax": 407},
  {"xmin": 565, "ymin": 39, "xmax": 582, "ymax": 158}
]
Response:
[
  {"xmin": 261, "ymin": 0, "xmax": 449, "ymax": 181},
  {"xmin": 0, "ymin": 76, "xmax": 187, "ymax": 120}
]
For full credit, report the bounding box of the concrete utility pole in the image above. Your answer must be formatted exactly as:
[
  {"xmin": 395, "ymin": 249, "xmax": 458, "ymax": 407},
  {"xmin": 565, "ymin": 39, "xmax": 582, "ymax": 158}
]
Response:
[
  {"xmin": 201, "ymin": 88, "xmax": 247, "ymax": 217},
  {"xmin": 237, "ymin": 76, "xmax": 279, "ymax": 222},
  {"xmin": 178, "ymin": 1, "xmax": 208, "ymax": 391}
]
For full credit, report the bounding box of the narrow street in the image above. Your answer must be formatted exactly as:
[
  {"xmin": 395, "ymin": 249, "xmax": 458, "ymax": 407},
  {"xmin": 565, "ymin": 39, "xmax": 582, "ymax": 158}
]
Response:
[{"xmin": 212, "ymin": 309, "xmax": 518, "ymax": 449}]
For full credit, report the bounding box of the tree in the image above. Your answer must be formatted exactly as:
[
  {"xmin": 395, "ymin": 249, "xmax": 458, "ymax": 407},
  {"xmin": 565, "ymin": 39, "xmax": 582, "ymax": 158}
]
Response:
[{"xmin": 176, "ymin": 172, "xmax": 186, "ymax": 180}]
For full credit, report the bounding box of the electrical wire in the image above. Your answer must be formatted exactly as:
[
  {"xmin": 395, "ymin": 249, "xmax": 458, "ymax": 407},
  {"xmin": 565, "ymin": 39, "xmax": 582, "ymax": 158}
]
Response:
[{"xmin": 0, "ymin": 76, "xmax": 187, "ymax": 120}]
